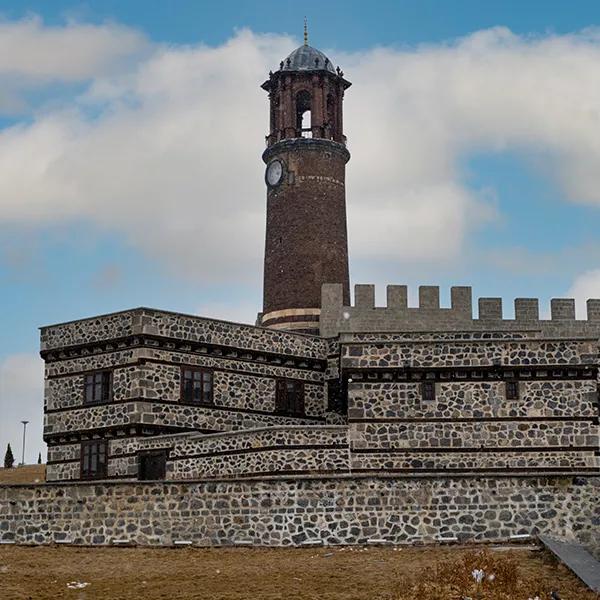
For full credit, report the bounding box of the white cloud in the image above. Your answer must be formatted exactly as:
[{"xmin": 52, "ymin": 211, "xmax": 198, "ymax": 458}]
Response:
[
  {"xmin": 566, "ymin": 268, "xmax": 600, "ymax": 317},
  {"xmin": 0, "ymin": 16, "xmax": 149, "ymax": 114},
  {"xmin": 0, "ymin": 15, "xmax": 148, "ymax": 81},
  {"xmin": 2, "ymin": 23, "xmax": 600, "ymax": 286},
  {"xmin": 340, "ymin": 27, "xmax": 600, "ymax": 263},
  {"xmin": 0, "ymin": 353, "xmax": 44, "ymax": 464},
  {"xmin": 0, "ymin": 28, "xmax": 294, "ymax": 282}
]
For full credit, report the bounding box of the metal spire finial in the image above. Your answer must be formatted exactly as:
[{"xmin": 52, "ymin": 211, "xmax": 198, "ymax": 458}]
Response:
[{"xmin": 303, "ymin": 17, "xmax": 308, "ymax": 46}]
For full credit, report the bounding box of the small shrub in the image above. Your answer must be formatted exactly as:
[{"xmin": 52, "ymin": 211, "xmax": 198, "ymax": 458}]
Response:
[{"xmin": 392, "ymin": 548, "xmax": 597, "ymax": 600}]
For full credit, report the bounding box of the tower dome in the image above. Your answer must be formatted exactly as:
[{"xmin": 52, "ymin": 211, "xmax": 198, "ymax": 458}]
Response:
[{"xmin": 281, "ymin": 45, "xmax": 336, "ymax": 73}]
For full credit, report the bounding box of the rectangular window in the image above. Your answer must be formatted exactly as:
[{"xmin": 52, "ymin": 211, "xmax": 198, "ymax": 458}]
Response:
[
  {"xmin": 506, "ymin": 381, "xmax": 519, "ymax": 400},
  {"xmin": 83, "ymin": 371, "xmax": 111, "ymax": 405},
  {"xmin": 80, "ymin": 440, "xmax": 107, "ymax": 480},
  {"xmin": 327, "ymin": 379, "xmax": 341, "ymax": 412},
  {"xmin": 421, "ymin": 381, "xmax": 436, "ymax": 402},
  {"xmin": 276, "ymin": 379, "xmax": 305, "ymax": 416},
  {"xmin": 138, "ymin": 451, "xmax": 167, "ymax": 481},
  {"xmin": 181, "ymin": 368, "xmax": 213, "ymax": 404}
]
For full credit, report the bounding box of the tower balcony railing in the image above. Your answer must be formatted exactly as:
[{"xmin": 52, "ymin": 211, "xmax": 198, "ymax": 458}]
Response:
[{"xmin": 265, "ymin": 130, "xmax": 348, "ymax": 147}]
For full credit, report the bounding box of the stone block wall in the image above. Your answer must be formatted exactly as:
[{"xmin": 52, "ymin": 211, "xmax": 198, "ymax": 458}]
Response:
[
  {"xmin": 165, "ymin": 426, "xmax": 349, "ymax": 479},
  {"xmin": 41, "ymin": 308, "xmax": 328, "ymax": 358},
  {"xmin": 43, "ymin": 309, "xmax": 337, "ymax": 482},
  {"xmin": 1, "ymin": 476, "xmax": 598, "ymax": 555},
  {"xmin": 343, "ymin": 335, "xmax": 600, "ymax": 473},
  {"xmin": 342, "ymin": 338, "xmax": 597, "ymax": 369},
  {"xmin": 49, "ymin": 427, "xmax": 350, "ymax": 481},
  {"xmin": 351, "ymin": 381, "xmax": 598, "ymax": 419}
]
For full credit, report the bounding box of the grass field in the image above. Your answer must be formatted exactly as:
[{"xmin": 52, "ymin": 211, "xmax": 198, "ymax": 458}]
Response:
[
  {"xmin": 0, "ymin": 465, "xmax": 45, "ymax": 484},
  {"xmin": 0, "ymin": 544, "xmax": 597, "ymax": 600}
]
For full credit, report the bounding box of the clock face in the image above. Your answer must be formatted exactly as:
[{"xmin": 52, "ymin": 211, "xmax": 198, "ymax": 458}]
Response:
[{"xmin": 266, "ymin": 160, "xmax": 283, "ymax": 187}]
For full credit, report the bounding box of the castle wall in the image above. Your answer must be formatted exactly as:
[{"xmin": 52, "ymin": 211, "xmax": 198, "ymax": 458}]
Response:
[
  {"xmin": 342, "ymin": 333, "xmax": 600, "ymax": 473},
  {"xmin": 42, "ymin": 309, "xmax": 337, "ymax": 482},
  {"xmin": 166, "ymin": 426, "xmax": 349, "ymax": 479},
  {"xmin": 47, "ymin": 426, "xmax": 350, "ymax": 481},
  {"xmin": 320, "ymin": 283, "xmax": 600, "ymax": 337},
  {"xmin": 1, "ymin": 476, "xmax": 598, "ymax": 556},
  {"xmin": 41, "ymin": 308, "xmax": 328, "ymax": 358}
]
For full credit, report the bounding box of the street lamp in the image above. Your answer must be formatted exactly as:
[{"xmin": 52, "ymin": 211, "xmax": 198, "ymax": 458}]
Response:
[{"xmin": 20, "ymin": 421, "xmax": 29, "ymax": 466}]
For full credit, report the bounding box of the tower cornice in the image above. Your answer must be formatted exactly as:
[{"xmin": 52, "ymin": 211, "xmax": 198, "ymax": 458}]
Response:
[
  {"xmin": 261, "ymin": 70, "xmax": 351, "ymax": 92},
  {"xmin": 262, "ymin": 138, "xmax": 350, "ymax": 165}
]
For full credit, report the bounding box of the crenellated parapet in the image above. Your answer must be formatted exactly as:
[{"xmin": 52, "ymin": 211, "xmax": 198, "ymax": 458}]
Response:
[{"xmin": 321, "ymin": 283, "xmax": 600, "ymax": 338}]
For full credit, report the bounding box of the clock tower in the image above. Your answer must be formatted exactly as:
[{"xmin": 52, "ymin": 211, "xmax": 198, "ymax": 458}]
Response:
[{"xmin": 260, "ymin": 34, "xmax": 351, "ymax": 334}]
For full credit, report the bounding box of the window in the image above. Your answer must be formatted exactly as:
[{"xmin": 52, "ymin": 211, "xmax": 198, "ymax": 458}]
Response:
[
  {"xmin": 327, "ymin": 379, "xmax": 348, "ymax": 415},
  {"xmin": 181, "ymin": 368, "xmax": 213, "ymax": 404},
  {"xmin": 327, "ymin": 379, "xmax": 341, "ymax": 412},
  {"xmin": 83, "ymin": 371, "xmax": 111, "ymax": 405},
  {"xmin": 138, "ymin": 451, "xmax": 167, "ymax": 481},
  {"xmin": 506, "ymin": 381, "xmax": 519, "ymax": 400},
  {"xmin": 295, "ymin": 90, "xmax": 312, "ymax": 137},
  {"xmin": 80, "ymin": 440, "xmax": 107, "ymax": 480},
  {"xmin": 421, "ymin": 381, "xmax": 436, "ymax": 402},
  {"xmin": 276, "ymin": 379, "xmax": 305, "ymax": 416}
]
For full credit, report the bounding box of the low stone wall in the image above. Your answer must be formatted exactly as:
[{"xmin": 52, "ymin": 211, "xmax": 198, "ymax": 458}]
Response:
[
  {"xmin": 1, "ymin": 475, "xmax": 598, "ymax": 556},
  {"xmin": 166, "ymin": 426, "xmax": 349, "ymax": 479},
  {"xmin": 48, "ymin": 426, "xmax": 350, "ymax": 481}
]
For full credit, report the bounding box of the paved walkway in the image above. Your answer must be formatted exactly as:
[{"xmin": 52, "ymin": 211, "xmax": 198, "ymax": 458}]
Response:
[{"xmin": 539, "ymin": 534, "xmax": 600, "ymax": 592}]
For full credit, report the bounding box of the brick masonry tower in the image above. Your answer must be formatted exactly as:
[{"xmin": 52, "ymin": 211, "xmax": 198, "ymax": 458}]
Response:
[{"xmin": 260, "ymin": 32, "xmax": 351, "ymax": 335}]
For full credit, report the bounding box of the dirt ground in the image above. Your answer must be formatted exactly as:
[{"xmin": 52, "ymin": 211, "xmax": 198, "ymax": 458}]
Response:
[
  {"xmin": 0, "ymin": 544, "xmax": 597, "ymax": 600},
  {"xmin": 0, "ymin": 465, "xmax": 45, "ymax": 484}
]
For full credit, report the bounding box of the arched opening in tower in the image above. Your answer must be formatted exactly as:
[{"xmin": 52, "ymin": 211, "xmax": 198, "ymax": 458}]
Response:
[{"xmin": 295, "ymin": 90, "xmax": 312, "ymax": 138}]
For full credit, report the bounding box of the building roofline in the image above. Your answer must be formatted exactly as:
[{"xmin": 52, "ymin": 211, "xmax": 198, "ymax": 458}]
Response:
[{"xmin": 39, "ymin": 306, "xmax": 322, "ymax": 339}]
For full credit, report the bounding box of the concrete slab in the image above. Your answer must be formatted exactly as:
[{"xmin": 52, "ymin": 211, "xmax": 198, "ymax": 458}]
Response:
[{"xmin": 539, "ymin": 534, "xmax": 600, "ymax": 592}]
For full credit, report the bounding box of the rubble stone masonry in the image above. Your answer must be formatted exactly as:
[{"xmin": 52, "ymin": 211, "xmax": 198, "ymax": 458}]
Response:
[{"xmin": 1, "ymin": 476, "xmax": 598, "ymax": 556}]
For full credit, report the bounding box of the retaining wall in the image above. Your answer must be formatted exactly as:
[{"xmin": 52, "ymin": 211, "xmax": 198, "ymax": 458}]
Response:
[{"xmin": 1, "ymin": 475, "xmax": 598, "ymax": 556}]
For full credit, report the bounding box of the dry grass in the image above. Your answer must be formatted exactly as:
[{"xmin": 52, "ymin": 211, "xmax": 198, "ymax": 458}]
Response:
[
  {"xmin": 392, "ymin": 547, "xmax": 600, "ymax": 599},
  {"xmin": 0, "ymin": 544, "xmax": 598, "ymax": 600},
  {"xmin": 0, "ymin": 465, "xmax": 45, "ymax": 484}
]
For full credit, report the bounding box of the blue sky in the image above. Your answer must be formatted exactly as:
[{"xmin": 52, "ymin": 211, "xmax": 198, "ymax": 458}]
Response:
[
  {"xmin": 7, "ymin": 0, "xmax": 600, "ymax": 47},
  {"xmin": 3, "ymin": 1, "xmax": 600, "ymax": 461}
]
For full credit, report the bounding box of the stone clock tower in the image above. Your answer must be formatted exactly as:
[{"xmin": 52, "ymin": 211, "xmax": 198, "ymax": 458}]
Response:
[{"xmin": 260, "ymin": 35, "xmax": 351, "ymax": 334}]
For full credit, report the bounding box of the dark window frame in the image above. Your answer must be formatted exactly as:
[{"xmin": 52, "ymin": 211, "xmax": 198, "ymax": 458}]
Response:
[
  {"xmin": 506, "ymin": 380, "xmax": 520, "ymax": 400},
  {"xmin": 138, "ymin": 450, "xmax": 168, "ymax": 481},
  {"xmin": 421, "ymin": 381, "xmax": 436, "ymax": 402},
  {"xmin": 275, "ymin": 379, "xmax": 305, "ymax": 416},
  {"xmin": 80, "ymin": 439, "xmax": 108, "ymax": 480},
  {"xmin": 180, "ymin": 367, "xmax": 214, "ymax": 405},
  {"xmin": 83, "ymin": 370, "xmax": 112, "ymax": 405}
]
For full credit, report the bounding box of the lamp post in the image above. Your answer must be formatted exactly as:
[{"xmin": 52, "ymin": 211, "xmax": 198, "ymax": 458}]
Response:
[{"xmin": 20, "ymin": 420, "xmax": 29, "ymax": 466}]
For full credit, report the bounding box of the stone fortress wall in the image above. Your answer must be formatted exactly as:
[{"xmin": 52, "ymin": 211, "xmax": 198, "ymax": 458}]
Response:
[
  {"xmin": 47, "ymin": 426, "xmax": 350, "ymax": 481},
  {"xmin": 343, "ymin": 332, "xmax": 600, "ymax": 473},
  {"xmin": 43, "ymin": 309, "xmax": 343, "ymax": 482},
  {"xmin": 320, "ymin": 283, "xmax": 600, "ymax": 336},
  {"xmin": 43, "ymin": 295, "xmax": 600, "ymax": 481},
  {"xmin": 1, "ymin": 476, "xmax": 599, "ymax": 556},
  {"xmin": 12, "ymin": 287, "xmax": 595, "ymax": 550}
]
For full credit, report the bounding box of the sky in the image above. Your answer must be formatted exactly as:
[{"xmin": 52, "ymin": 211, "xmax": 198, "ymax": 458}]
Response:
[{"xmin": 3, "ymin": 0, "xmax": 600, "ymax": 462}]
